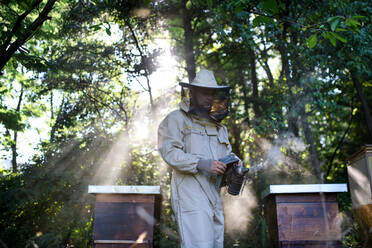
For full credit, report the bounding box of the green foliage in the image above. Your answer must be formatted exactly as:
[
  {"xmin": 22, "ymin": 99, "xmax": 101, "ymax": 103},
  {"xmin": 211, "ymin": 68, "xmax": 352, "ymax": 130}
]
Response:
[
  {"xmin": 306, "ymin": 34, "xmax": 317, "ymax": 48},
  {"xmin": 0, "ymin": 107, "xmax": 24, "ymax": 131},
  {"xmin": 1, "ymin": 0, "xmax": 372, "ymax": 247}
]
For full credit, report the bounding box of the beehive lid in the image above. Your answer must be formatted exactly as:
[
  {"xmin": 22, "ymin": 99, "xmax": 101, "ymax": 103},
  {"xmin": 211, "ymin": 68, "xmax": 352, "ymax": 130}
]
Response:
[
  {"xmin": 261, "ymin": 183, "xmax": 347, "ymax": 199},
  {"xmin": 347, "ymin": 144, "xmax": 372, "ymax": 164},
  {"xmin": 88, "ymin": 185, "xmax": 160, "ymax": 194}
]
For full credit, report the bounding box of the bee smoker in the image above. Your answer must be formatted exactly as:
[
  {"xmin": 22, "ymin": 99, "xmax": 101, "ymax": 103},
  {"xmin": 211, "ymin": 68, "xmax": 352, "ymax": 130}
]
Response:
[{"xmin": 215, "ymin": 153, "xmax": 249, "ymax": 195}]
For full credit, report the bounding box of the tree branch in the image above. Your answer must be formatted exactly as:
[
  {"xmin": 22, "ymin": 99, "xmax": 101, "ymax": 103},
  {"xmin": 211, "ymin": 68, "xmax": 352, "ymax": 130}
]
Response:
[
  {"xmin": 124, "ymin": 18, "xmax": 154, "ymax": 109},
  {"xmin": 0, "ymin": 0, "xmax": 43, "ymax": 56},
  {"xmin": 0, "ymin": 0, "xmax": 58, "ymax": 73},
  {"xmin": 325, "ymin": 96, "xmax": 355, "ymax": 178}
]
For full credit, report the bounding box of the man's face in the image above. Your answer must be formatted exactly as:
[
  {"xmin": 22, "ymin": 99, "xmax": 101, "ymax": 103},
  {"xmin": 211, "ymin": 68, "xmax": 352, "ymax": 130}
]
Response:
[{"xmin": 191, "ymin": 87, "xmax": 215, "ymax": 110}]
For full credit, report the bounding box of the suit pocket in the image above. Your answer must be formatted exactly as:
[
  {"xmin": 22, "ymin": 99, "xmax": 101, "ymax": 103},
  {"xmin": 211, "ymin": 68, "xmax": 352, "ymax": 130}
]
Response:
[{"xmin": 184, "ymin": 128, "xmax": 208, "ymax": 155}]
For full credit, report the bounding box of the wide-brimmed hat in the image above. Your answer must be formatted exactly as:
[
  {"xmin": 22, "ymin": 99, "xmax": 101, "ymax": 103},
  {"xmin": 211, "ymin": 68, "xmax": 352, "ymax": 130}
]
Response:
[{"xmin": 179, "ymin": 69, "xmax": 231, "ymax": 89}]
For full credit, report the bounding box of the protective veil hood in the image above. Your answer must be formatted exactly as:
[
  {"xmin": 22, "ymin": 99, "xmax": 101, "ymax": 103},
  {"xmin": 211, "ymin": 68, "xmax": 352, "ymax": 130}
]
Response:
[
  {"xmin": 179, "ymin": 70, "xmax": 231, "ymax": 122},
  {"xmin": 179, "ymin": 97, "xmax": 230, "ymax": 122}
]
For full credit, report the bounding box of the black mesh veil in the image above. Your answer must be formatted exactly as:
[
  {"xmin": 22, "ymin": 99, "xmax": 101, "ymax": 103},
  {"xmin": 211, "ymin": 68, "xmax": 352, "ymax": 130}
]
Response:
[
  {"xmin": 181, "ymin": 86, "xmax": 231, "ymax": 122},
  {"xmin": 209, "ymin": 88, "xmax": 231, "ymax": 122}
]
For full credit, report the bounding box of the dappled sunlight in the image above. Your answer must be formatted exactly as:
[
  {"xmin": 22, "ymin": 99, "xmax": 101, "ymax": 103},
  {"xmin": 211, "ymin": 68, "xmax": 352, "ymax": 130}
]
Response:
[
  {"xmin": 1, "ymin": 0, "xmax": 369, "ymax": 246},
  {"xmin": 92, "ymin": 132, "xmax": 130, "ymax": 185},
  {"xmin": 131, "ymin": 118, "xmax": 151, "ymax": 142},
  {"xmin": 348, "ymin": 166, "xmax": 371, "ymax": 207},
  {"xmin": 136, "ymin": 36, "xmax": 180, "ymax": 107},
  {"xmin": 150, "ymin": 38, "xmax": 178, "ymax": 97},
  {"xmin": 133, "ymin": 8, "xmax": 151, "ymax": 18},
  {"xmin": 89, "ymin": 34, "xmax": 180, "ymax": 186}
]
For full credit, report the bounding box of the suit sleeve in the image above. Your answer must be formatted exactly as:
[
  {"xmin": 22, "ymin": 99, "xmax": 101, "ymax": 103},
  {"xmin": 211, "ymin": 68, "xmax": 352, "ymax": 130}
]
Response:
[{"xmin": 158, "ymin": 111, "xmax": 201, "ymax": 174}]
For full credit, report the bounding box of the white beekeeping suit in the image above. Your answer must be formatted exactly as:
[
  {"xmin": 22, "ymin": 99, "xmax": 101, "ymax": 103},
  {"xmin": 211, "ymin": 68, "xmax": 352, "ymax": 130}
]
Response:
[{"xmin": 158, "ymin": 69, "xmax": 232, "ymax": 248}]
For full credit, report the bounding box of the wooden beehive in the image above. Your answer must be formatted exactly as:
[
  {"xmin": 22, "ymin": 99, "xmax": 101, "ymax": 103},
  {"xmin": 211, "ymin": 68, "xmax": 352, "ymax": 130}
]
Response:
[
  {"xmin": 347, "ymin": 145, "xmax": 372, "ymax": 244},
  {"xmin": 88, "ymin": 185, "xmax": 161, "ymax": 248},
  {"xmin": 262, "ymin": 184, "xmax": 347, "ymax": 248}
]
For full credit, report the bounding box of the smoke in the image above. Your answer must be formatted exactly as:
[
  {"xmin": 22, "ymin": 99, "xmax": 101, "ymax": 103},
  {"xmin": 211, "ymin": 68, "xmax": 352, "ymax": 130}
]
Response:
[
  {"xmin": 247, "ymin": 133, "xmax": 319, "ymax": 186},
  {"xmin": 221, "ymin": 132, "xmax": 317, "ymax": 236},
  {"xmin": 222, "ymin": 185, "xmax": 258, "ymax": 235}
]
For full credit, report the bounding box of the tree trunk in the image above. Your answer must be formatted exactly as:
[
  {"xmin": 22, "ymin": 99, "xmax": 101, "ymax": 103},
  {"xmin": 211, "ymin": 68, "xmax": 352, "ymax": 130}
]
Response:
[
  {"xmin": 11, "ymin": 132, "xmax": 18, "ymax": 173},
  {"xmin": 278, "ymin": 16, "xmax": 322, "ymax": 180},
  {"xmin": 259, "ymin": 49, "xmax": 274, "ymax": 87},
  {"xmin": 182, "ymin": 0, "xmax": 196, "ymax": 82},
  {"xmin": 274, "ymin": 2, "xmax": 299, "ymax": 136},
  {"xmin": 300, "ymin": 106, "xmax": 322, "ymax": 182},
  {"xmin": 50, "ymin": 95, "xmax": 66, "ymax": 142},
  {"xmin": 237, "ymin": 68, "xmax": 250, "ymax": 125},
  {"xmin": 11, "ymin": 86, "xmax": 24, "ymax": 172},
  {"xmin": 248, "ymin": 47, "xmax": 260, "ymax": 117},
  {"xmin": 50, "ymin": 90, "xmax": 54, "ymax": 124},
  {"xmin": 230, "ymin": 118, "xmax": 243, "ymax": 159},
  {"xmin": 290, "ymin": 26, "xmax": 322, "ymax": 180},
  {"xmin": 351, "ymin": 72, "xmax": 372, "ymax": 140},
  {"xmin": 278, "ymin": 44, "xmax": 299, "ymax": 136}
]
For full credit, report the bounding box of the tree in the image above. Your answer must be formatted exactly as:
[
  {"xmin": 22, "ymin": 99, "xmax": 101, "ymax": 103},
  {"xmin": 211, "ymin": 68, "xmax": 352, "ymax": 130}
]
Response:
[
  {"xmin": 0, "ymin": 0, "xmax": 58, "ymax": 73},
  {"xmin": 0, "ymin": 0, "xmax": 168, "ymax": 246}
]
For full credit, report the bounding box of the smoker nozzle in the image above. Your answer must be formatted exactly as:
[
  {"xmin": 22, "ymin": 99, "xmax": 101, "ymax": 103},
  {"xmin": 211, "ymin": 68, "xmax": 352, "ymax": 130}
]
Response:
[{"xmin": 235, "ymin": 165, "xmax": 249, "ymax": 176}]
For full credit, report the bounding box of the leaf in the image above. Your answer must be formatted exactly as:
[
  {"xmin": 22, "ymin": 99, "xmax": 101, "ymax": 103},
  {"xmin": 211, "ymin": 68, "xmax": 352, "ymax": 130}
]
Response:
[
  {"xmin": 327, "ymin": 16, "xmax": 340, "ymax": 23},
  {"xmin": 19, "ymin": 1, "xmax": 30, "ymax": 10},
  {"xmin": 253, "ymin": 15, "xmax": 274, "ymax": 26},
  {"xmin": 278, "ymin": 1, "xmax": 286, "ymax": 11},
  {"xmin": 330, "ymin": 18, "xmax": 340, "ymax": 31},
  {"xmin": 352, "ymin": 108, "xmax": 358, "ymax": 115},
  {"xmin": 306, "ymin": 34, "xmax": 317, "ymax": 48},
  {"xmin": 330, "ymin": 32, "xmax": 347, "ymax": 43},
  {"xmin": 262, "ymin": 16, "xmax": 273, "ymax": 24},
  {"xmin": 235, "ymin": 6, "xmax": 244, "ymax": 13},
  {"xmin": 328, "ymin": 34, "xmax": 337, "ymax": 46},
  {"xmin": 252, "ymin": 16, "xmax": 263, "ymax": 27},
  {"xmin": 105, "ymin": 28, "xmax": 111, "ymax": 36},
  {"xmin": 352, "ymin": 15, "xmax": 366, "ymax": 19},
  {"xmin": 345, "ymin": 18, "xmax": 361, "ymax": 28},
  {"xmin": 90, "ymin": 24, "xmax": 101, "ymax": 31},
  {"xmin": 263, "ymin": 0, "xmax": 278, "ymax": 14},
  {"xmin": 0, "ymin": 108, "xmax": 25, "ymax": 131},
  {"xmin": 327, "ymin": 16, "xmax": 342, "ymax": 32},
  {"xmin": 335, "ymin": 28, "xmax": 347, "ymax": 32}
]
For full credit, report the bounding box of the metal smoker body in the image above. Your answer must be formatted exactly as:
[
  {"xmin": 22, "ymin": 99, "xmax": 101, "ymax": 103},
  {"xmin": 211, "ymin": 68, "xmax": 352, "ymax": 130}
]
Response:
[{"xmin": 215, "ymin": 153, "xmax": 249, "ymax": 195}]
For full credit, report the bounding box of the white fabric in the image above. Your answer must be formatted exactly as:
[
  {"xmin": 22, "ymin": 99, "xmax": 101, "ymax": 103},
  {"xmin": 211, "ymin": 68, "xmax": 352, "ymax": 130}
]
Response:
[
  {"xmin": 180, "ymin": 69, "xmax": 230, "ymax": 89},
  {"xmin": 158, "ymin": 98, "xmax": 232, "ymax": 248},
  {"xmin": 192, "ymin": 69, "xmax": 218, "ymax": 88}
]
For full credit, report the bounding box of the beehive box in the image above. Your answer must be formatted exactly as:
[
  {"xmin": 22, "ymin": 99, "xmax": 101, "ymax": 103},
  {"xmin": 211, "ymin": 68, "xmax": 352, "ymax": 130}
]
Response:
[
  {"xmin": 88, "ymin": 185, "xmax": 161, "ymax": 248},
  {"xmin": 262, "ymin": 184, "xmax": 347, "ymax": 248},
  {"xmin": 347, "ymin": 145, "xmax": 372, "ymax": 244}
]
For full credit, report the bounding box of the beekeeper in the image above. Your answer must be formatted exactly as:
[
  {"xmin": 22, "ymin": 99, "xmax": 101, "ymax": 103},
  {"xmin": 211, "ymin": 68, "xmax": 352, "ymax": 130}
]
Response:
[{"xmin": 158, "ymin": 69, "xmax": 233, "ymax": 248}]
